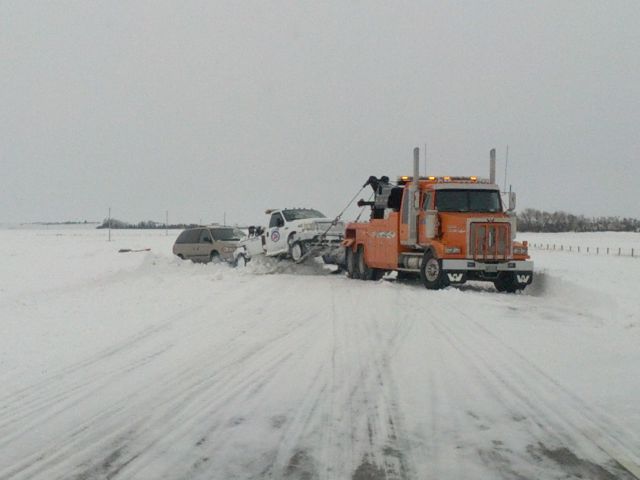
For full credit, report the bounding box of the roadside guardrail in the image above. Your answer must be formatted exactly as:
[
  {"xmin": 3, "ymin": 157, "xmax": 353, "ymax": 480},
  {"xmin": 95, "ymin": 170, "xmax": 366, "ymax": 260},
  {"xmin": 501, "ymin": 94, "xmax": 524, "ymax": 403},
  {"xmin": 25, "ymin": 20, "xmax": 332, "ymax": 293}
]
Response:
[{"xmin": 530, "ymin": 243, "xmax": 636, "ymax": 258}]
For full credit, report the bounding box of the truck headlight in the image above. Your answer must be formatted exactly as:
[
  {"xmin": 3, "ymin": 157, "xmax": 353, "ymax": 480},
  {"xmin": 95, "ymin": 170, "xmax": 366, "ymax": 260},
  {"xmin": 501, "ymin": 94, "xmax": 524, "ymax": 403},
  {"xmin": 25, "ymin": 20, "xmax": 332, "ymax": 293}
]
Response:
[
  {"xmin": 513, "ymin": 246, "xmax": 528, "ymax": 255},
  {"xmin": 300, "ymin": 223, "xmax": 316, "ymax": 231},
  {"xmin": 445, "ymin": 246, "xmax": 461, "ymax": 254}
]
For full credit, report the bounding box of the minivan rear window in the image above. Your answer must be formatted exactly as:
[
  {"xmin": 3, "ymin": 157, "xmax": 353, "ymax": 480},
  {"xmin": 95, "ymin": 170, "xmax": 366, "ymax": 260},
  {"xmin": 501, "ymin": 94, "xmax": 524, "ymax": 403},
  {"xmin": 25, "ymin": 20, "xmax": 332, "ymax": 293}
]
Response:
[
  {"xmin": 176, "ymin": 229, "xmax": 201, "ymax": 244},
  {"xmin": 175, "ymin": 230, "xmax": 190, "ymax": 244},
  {"xmin": 212, "ymin": 228, "xmax": 245, "ymax": 241}
]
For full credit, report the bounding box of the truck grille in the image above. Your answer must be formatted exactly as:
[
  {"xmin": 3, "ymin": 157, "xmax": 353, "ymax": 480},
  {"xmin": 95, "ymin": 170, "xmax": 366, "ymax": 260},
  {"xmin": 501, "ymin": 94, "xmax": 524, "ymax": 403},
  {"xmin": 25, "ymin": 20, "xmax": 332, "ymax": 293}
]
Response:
[{"xmin": 469, "ymin": 222, "xmax": 510, "ymax": 260}]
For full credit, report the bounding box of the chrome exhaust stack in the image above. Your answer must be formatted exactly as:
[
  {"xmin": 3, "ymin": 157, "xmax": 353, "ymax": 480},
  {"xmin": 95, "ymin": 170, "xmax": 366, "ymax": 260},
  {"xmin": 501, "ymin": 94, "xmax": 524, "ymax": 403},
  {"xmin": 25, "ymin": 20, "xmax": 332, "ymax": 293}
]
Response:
[
  {"xmin": 490, "ymin": 148, "xmax": 496, "ymax": 184},
  {"xmin": 407, "ymin": 147, "xmax": 420, "ymax": 245}
]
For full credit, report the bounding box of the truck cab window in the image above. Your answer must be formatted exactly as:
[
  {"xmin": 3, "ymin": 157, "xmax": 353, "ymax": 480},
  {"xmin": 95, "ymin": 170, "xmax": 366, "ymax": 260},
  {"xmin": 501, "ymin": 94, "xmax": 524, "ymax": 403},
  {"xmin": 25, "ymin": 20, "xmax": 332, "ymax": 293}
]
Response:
[
  {"xmin": 436, "ymin": 190, "xmax": 502, "ymax": 213},
  {"xmin": 269, "ymin": 213, "xmax": 284, "ymax": 228},
  {"xmin": 422, "ymin": 192, "xmax": 433, "ymax": 210}
]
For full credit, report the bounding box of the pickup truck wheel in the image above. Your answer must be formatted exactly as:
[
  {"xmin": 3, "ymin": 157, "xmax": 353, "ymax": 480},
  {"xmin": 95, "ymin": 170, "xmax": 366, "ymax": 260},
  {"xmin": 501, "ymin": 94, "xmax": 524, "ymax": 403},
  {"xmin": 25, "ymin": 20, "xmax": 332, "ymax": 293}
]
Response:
[
  {"xmin": 234, "ymin": 254, "xmax": 247, "ymax": 268},
  {"xmin": 346, "ymin": 248, "xmax": 358, "ymax": 279},
  {"xmin": 420, "ymin": 251, "xmax": 447, "ymax": 290},
  {"xmin": 357, "ymin": 245, "xmax": 374, "ymax": 281},
  {"xmin": 209, "ymin": 251, "xmax": 221, "ymax": 264},
  {"xmin": 290, "ymin": 241, "xmax": 306, "ymax": 263}
]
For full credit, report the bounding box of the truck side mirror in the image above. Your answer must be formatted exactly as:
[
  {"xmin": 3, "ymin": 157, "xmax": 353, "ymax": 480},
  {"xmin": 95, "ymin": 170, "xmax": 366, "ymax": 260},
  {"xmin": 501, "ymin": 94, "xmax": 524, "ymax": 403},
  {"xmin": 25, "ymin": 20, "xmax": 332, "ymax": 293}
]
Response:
[
  {"xmin": 508, "ymin": 192, "xmax": 516, "ymax": 212},
  {"xmin": 424, "ymin": 210, "xmax": 438, "ymax": 239}
]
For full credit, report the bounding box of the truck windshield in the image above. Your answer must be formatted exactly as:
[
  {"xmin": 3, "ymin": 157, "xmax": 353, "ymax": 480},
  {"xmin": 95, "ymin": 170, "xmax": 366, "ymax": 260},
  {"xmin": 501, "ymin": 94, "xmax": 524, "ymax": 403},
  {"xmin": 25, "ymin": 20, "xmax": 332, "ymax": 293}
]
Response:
[
  {"xmin": 435, "ymin": 189, "xmax": 502, "ymax": 213},
  {"xmin": 282, "ymin": 209, "xmax": 326, "ymax": 221}
]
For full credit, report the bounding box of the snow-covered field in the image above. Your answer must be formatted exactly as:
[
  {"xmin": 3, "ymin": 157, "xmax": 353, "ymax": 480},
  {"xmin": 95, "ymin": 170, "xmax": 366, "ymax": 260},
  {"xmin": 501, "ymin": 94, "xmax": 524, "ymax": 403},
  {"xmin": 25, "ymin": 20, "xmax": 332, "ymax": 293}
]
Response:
[{"xmin": 1, "ymin": 227, "xmax": 639, "ymax": 480}]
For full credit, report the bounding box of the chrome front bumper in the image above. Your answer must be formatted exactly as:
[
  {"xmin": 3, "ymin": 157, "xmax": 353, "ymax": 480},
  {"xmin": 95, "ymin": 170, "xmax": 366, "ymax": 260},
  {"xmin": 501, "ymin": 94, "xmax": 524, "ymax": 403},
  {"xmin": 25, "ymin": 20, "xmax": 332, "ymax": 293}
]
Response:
[{"xmin": 442, "ymin": 259, "xmax": 533, "ymax": 272}]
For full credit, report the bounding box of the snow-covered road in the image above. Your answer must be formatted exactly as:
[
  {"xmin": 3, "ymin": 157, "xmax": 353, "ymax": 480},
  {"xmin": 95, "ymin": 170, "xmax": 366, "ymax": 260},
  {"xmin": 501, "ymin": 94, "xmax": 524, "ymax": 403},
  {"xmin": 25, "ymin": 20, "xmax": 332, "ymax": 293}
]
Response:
[{"xmin": 1, "ymin": 228, "xmax": 639, "ymax": 479}]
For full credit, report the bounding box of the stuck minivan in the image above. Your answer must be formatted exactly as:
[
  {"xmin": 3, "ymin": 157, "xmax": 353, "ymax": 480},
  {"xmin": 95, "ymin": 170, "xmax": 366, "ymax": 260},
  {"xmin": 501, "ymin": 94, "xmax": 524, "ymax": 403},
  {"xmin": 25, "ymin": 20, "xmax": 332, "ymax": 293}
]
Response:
[{"xmin": 173, "ymin": 226, "xmax": 246, "ymax": 264}]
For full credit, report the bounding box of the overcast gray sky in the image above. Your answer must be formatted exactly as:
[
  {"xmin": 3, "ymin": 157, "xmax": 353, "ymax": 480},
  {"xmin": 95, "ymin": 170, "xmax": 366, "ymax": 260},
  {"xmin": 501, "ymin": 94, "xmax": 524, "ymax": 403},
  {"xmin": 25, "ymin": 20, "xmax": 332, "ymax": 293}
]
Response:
[{"xmin": 2, "ymin": 1, "xmax": 639, "ymax": 225}]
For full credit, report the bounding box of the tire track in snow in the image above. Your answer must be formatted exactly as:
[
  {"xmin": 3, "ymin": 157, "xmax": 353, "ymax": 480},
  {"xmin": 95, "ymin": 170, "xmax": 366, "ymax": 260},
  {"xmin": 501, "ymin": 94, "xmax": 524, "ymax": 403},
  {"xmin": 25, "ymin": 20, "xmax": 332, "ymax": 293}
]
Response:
[
  {"xmin": 77, "ymin": 278, "xmax": 336, "ymax": 480},
  {"xmin": 0, "ymin": 310, "xmax": 191, "ymax": 444},
  {"xmin": 235, "ymin": 279, "xmax": 420, "ymax": 480},
  {"xmin": 4, "ymin": 264, "xmax": 637, "ymax": 480},
  {"xmin": 316, "ymin": 280, "xmax": 419, "ymax": 479},
  {"xmin": 1, "ymin": 277, "xmax": 323, "ymax": 480},
  {"xmin": 131, "ymin": 315, "xmax": 327, "ymax": 479},
  {"xmin": 429, "ymin": 298, "xmax": 639, "ymax": 479}
]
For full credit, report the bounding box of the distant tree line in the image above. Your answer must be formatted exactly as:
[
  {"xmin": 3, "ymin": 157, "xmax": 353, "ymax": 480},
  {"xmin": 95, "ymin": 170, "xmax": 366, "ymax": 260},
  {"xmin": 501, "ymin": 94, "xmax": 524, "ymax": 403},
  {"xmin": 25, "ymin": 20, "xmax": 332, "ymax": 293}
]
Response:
[
  {"xmin": 31, "ymin": 220, "xmax": 99, "ymax": 225},
  {"xmin": 96, "ymin": 218, "xmax": 199, "ymax": 230},
  {"xmin": 97, "ymin": 212, "xmax": 640, "ymax": 233},
  {"xmin": 517, "ymin": 209, "xmax": 640, "ymax": 232}
]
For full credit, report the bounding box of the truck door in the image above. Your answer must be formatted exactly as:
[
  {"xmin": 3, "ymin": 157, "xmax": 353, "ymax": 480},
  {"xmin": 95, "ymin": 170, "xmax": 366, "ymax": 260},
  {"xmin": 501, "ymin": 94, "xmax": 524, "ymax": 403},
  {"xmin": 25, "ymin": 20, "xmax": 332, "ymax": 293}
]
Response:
[
  {"xmin": 418, "ymin": 191, "xmax": 437, "ymax": 243},
  {"xmin": 265, "ymin": 212, "xmax": 288, "ymax": 255}
]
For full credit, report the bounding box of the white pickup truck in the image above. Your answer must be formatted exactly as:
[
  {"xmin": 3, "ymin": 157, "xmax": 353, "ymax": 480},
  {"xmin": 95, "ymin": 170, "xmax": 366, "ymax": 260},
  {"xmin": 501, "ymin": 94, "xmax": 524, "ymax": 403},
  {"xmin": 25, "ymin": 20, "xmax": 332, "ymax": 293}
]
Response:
[{"xmin": 235, "ymin": 208, "xmax": 345, "ymax": 264}]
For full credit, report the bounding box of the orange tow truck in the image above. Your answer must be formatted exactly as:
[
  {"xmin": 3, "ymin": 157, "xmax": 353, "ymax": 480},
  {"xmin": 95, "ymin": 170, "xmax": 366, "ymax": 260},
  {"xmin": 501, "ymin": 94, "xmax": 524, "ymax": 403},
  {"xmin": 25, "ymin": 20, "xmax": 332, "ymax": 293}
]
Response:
[{"xmin": 342, "ymin": 148, "xmax": 533, "ymax": 292}]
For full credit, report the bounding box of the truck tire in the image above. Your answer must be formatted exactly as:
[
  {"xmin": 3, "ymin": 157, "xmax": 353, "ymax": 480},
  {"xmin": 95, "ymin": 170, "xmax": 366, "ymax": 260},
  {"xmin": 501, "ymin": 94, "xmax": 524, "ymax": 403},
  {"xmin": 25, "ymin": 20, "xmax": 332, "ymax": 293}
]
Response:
[
  {"xmin": 356, "ymin": 245, "xmax": 385, "ymax": 281},
  {"xmin": 234, "ymin": 254, "xmax": 247, "ymax": 268},
  {"xmin": 290, "ymin": 241, "xmax": 306, "ymax": 263},
  {"xmin": 420, "ymin": 251, "xmax": 447, "ymax": 290},
  {"xmin": 356, "ymin": 245, "xmax": 371, "ymax": 280},
  {"xmin": 371, "ymin": 269, "xmax": 385, "ymax": 281},
  {"xmin": 346, "ymin": 247, "xmax": 358, "ymax": 279},
  {"xmin": 494, "ymin": 273, "xmax": 520, "ymax": 293}
]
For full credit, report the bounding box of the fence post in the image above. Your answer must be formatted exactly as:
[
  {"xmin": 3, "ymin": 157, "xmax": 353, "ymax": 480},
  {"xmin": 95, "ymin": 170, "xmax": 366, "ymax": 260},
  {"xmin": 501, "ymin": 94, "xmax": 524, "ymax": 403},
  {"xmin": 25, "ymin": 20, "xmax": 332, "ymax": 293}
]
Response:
[
  {"xmin": 587, "ymin": 247, "xmax": 589, "ymax": 254},
  {"xmin": 596, "ymin": 247, "xmax": 599, "ymax": 255},
  {"xmin": 607, "ymin": 247, "xmax": 609, "ymax": 255},
  {"xmin": 578, "ymin": 246, "xmax": 580, "ymax": 253},
  {"xmin": 619, "ymin": 247, "xmax": 622, "ymax": 256},
  {"xmin": 633, "ymin": 248, "xmax": 635, "ymax": 257}
]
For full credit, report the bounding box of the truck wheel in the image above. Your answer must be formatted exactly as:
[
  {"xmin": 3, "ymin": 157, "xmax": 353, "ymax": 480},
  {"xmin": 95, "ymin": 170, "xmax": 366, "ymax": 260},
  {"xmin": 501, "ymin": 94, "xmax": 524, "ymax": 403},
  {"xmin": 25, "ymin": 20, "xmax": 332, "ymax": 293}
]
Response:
[
  {"xmin": 420, "ymin": 251, "xmax": 447, "ymax": 290},
  {"xmin": 371, "ymin": 269, "xmax": 385, "ymax": 281},
  {"xmin": 357, "ymin": 245, "xmax": 374, "ymax": 280},
  {"xmin": 346, "ymin": 247, "xmax": 358, "ymax": 279},
  {"xmin": 209, "ymin": 251, "xmax": 221, "ymax": 264},
  {"xmin": 494, "ymin": 273, "xmax": 520, "ymax": 293},
  {"xmin": 234, "ymin": 254, "xmax": 247, "ymax": 268},
  {"xmin": 290, "ymin": 241, "xmax": 306, "ymax": 263}
]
